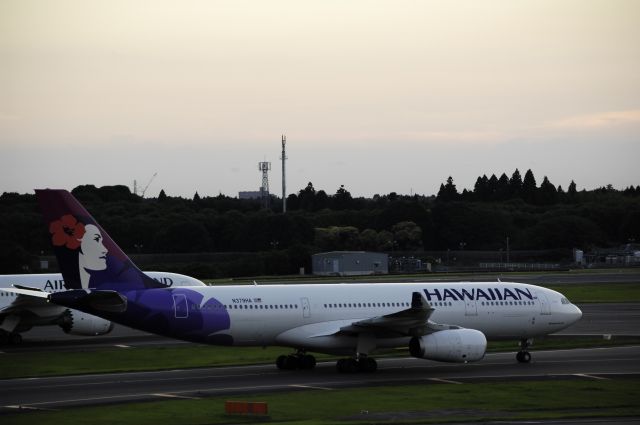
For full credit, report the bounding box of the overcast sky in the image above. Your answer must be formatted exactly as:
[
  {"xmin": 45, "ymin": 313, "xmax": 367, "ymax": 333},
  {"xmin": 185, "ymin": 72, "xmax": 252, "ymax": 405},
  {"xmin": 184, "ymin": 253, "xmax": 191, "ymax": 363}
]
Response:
[{"xmin": 1, "ymin": 0, "xmax": 639, "ymax": 198}]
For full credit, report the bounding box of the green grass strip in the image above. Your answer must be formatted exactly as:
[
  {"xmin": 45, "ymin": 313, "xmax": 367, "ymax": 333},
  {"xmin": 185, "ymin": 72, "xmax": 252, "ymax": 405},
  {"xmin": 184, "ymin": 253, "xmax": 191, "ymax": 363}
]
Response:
[
  {"xmin": 2, "ymin": 337, "xmax": 639, "ymax": 380},
  {"xmin": 546, "ymin": 283, "xmax": 640, "ymax": 303},
  {"xmin": 3, "ymin": 378, "xmax": 639, "ymax": 425}
]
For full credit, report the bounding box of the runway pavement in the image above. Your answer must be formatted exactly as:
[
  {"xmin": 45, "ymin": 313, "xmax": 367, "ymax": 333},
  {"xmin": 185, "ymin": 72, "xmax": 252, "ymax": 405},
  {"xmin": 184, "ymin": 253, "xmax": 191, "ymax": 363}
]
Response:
[{"xmin": 1, "ymin": 345, "xmax": 638, "ymax": 412}]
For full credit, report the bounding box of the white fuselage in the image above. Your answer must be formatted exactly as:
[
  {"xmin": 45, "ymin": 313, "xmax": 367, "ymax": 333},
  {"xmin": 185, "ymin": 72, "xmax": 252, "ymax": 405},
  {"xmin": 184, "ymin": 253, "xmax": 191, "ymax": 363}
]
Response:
[{"xmin": 146, "ymin": 281, "xmax": 582, "ymax": 354}]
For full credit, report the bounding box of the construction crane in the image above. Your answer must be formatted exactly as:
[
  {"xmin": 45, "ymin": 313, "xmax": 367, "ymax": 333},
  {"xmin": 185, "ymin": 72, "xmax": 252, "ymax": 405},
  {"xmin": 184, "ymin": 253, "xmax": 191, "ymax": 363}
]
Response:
[{"xmin": 140, "ymin": 172, "xmax": 158, "ymax": 198}]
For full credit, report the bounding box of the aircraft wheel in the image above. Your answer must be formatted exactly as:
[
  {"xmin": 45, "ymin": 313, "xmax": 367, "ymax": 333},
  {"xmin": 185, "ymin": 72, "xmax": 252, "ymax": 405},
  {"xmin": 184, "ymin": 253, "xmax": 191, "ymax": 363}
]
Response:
[
  {"xmin": 299, "ymin": 354, "xmax": 316, "ymax": 370},
  {"xmin": 359, "ymin": 357, "xmax": 377, "ymax": 373},
  {"xmin": 276, "ymin": 355, "xmax": 288, "ymax": 370},
  {"xmin": 9, "ymin": 333, "xmax": 22, "ymax": 345},
  {"xmin": 337, "ymin": 358, "xmax": 359, "ymax": 373},
  {"xmin": 516, "ymin": 351, "xmax": 531, "ymax": 363},
  {"xmin": 284, "ymin": 355, "xmax": 299, "ymax": 370}
]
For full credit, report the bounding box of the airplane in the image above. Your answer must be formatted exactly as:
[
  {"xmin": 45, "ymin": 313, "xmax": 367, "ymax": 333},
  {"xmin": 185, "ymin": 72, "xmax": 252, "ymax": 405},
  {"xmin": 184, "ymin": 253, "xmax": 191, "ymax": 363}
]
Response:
[
  {"xmin": 0, "ymin": 189, "xmax": 582, "ymax": 372},
  {"xmin": 0, "ymin": 271, "xmax": 205, "ymax": 345}
]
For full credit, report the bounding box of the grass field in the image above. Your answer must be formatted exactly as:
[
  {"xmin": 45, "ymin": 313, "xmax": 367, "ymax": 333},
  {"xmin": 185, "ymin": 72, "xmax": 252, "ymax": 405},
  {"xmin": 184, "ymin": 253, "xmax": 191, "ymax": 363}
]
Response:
[
  {"xmin": 4, "ymin": 378, "xmax": 639, "ymax": 425},
  {"xmin": 546, "ymin": 283, "xmax": 640, "ymax": 303},
  {"xmin": 2, "ymin": 336, "xmax": 639, "ymax": 380}
]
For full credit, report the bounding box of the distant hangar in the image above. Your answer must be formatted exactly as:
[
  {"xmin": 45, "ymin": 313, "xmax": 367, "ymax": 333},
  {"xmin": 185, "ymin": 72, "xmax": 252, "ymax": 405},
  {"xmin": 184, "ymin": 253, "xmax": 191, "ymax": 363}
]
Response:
[{"xmin": 312, "ymin": 251, "xmax": 389, "ymax": 276}]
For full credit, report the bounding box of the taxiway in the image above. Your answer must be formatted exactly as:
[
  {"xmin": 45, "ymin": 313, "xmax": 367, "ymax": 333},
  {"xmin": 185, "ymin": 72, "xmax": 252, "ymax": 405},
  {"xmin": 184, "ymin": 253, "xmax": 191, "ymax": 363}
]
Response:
[{"xmin": 1, "ymin": 345, "xmax": 638, "ymax": 412}]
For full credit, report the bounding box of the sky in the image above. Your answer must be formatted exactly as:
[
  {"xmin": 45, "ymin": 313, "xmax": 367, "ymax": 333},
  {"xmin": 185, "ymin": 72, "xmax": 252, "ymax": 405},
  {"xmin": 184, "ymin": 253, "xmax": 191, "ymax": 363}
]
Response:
[{"xmin": 1, "ymin": 0, "xmax": 639, "ymax": 199}]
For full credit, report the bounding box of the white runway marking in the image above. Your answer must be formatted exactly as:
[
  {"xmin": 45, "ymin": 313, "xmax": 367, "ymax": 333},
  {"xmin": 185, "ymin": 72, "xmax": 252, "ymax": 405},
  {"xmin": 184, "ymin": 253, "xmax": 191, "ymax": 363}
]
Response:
[
  {"xmin": 152, "ymin": 393, "xmax": 201, "ymax": 399},
  {"xmin": 428, "ymin": 378, "xmax": 463, "ymax": 384},
  {"xmin": 574, "ymin": 373, "xmax": 610, "ymax": 380},
  {"xmin": 289, "ymin": 384, "xmax": 333, "ymax": 391}
]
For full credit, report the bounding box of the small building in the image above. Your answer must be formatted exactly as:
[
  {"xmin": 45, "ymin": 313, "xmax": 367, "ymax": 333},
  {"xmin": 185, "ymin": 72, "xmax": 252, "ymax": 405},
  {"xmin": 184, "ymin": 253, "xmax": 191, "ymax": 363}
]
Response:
[
  {"xmin": 239, "ymin": 190, "xmax": 262, "ymax": 200},
  {"xmin": 312, "ymin": 251, "xmax": 388, "ymax": 276}
]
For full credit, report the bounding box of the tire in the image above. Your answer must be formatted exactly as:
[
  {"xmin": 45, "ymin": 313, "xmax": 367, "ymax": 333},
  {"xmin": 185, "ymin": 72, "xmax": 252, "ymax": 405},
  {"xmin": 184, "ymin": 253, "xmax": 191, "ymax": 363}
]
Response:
[
  {"xmin": 276, "ymin": 355, "xmax": 288, "ymax": 370},
  {"xmin": 284, "ymin": 355, "xmax": 299, "ymax": 370},
  {"xmin": 516, "ymin": 351, "xmax": 531, "ymax": 363},
  {"xmin": 300, "ymin": 355, "xmax": 316, "ymax": 370},
  {"xmin": 361, "ymin": 357, "xmax": 377, "ymax": 373},
  {"xmin": 9, "ymin": 333, "xmax": 22, "ymax": 345}
]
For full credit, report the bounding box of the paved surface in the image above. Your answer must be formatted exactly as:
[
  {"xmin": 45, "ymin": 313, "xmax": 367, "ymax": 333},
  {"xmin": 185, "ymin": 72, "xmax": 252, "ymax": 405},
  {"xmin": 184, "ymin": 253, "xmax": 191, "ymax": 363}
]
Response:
[
  {"xmin": 557, "ymin": 303, "xmax": 640, "ymax": 335},
  {"xmin": 1, "ymin": 345, "xmax": 638, "ymax": 412}
]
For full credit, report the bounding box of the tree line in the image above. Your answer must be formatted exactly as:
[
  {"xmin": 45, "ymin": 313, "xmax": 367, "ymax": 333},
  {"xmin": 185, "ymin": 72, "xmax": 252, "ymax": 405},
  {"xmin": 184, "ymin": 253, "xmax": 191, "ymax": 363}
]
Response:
[{"xmin": 0, "ymin": 169, "xmax": 638, "ymax": 276}]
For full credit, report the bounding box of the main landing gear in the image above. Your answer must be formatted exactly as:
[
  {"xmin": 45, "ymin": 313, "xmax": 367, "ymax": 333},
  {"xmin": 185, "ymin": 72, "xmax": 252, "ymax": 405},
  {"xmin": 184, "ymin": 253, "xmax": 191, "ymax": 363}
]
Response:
[
  {"xmin": 336, "ymin": 356, "xmax": 377, "ymax": 373},
  {"xmin": 275, "ymin": 351, "xmax": 378, "ymax": 373},
  {"xmin": 516, "ymin": 338, "xmax": 532, "ymax": 363},
  {"xmin": 276, "ymin": 350, "xmax": 317, "ymax": 370},
  {"xmin": 0, "ymin": 330, "xmax": 22, "ymax": 346}
]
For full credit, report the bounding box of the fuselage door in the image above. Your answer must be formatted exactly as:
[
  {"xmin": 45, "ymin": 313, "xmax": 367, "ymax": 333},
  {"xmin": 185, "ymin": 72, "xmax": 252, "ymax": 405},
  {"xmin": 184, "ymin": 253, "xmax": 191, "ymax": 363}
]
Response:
[
  {"xmin": 464, "ymin": 298, "xmax": 478, "ymax": 316},
  {"xmin": 301, "ymin": 297, "xmax": 311, "ymax": 319},
  {"xmin": 535, "ymin": 290, "xmax": 551, "ymax": 315},
  {"xmin": 173, "ymin": 294, "xmax": 189, "ymax": 319}
]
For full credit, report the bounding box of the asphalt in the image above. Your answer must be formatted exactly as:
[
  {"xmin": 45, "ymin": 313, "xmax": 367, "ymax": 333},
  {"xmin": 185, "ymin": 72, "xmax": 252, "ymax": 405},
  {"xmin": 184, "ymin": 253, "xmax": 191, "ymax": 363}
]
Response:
[{"xmin": 1, "ymin": 346, "xmax": 638, "ymax": 412}]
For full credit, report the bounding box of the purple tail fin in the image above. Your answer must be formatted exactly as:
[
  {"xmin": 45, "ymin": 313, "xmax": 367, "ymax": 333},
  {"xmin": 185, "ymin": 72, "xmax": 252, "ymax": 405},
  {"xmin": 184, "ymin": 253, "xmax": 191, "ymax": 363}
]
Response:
[{"xmin": 36, "ymin": 189, "xmax": 163, "ymax": 291}]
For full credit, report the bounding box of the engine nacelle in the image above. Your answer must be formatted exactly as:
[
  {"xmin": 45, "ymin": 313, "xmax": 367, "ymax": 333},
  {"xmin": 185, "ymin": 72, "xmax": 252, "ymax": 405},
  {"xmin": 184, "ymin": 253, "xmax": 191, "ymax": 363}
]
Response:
[
  {"xmin": 409, "ymin": 329, "xmax": 487, "ymax": 362},
  {"xmin": 60, "ymin": 309, "xmax": 114, "ymax": 336}
]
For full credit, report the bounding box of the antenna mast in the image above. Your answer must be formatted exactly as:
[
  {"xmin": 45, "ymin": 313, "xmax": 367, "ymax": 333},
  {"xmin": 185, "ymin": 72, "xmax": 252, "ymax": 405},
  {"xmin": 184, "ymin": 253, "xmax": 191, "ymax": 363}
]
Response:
[
  {"xmin": 281, "ymin": 134, "xmax": 287, "ymax": 213},
  {"xmin": 258, "ymin": 161, "xmax": 271, "ymax": 209}
]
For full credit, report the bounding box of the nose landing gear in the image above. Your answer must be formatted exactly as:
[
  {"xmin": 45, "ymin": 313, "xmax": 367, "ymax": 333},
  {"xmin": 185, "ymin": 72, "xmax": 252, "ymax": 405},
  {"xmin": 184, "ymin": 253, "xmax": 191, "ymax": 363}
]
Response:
[
  {"xmin": 516, "ymin": 338, "xmax": 532, "ymax": 363},
  {"xmin": 0, "ymin": 330, "xmax": 22, "ymax": 345}
]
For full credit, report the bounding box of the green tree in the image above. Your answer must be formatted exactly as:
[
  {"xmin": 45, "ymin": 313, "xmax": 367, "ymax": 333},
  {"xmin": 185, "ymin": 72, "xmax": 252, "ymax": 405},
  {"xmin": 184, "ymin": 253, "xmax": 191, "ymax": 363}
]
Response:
[
  {"xmin": 496, "ymin": 173, "xmax": 510, "ymax": 200},
  {"xmin": 333, "ymin": 185, "xmax": 353, "ymax": 210},
  {"xmin": 359, "ymin": 229, "xmax": 379, "ymax": 251},
  {"xmin": 509, "ymin": 169, "xmax": 523, "ymax": 198},
  {"xmin": 391, "ymin": 221, "xmax": 423, "ymax": 250},
  {"xmin": 538, "ymin": 176, "xmax": 558, "ymax": 205},
  {"xmin": 299, "ymin": 182, "xmax": 316, "ymax": 211},
  {"xmin": 437, "ymin": 176, "xmax": 459, "ymax": 201},
  {"xmin": 522, "ymin": 169, "xmax": 537, "ymax": 203}
]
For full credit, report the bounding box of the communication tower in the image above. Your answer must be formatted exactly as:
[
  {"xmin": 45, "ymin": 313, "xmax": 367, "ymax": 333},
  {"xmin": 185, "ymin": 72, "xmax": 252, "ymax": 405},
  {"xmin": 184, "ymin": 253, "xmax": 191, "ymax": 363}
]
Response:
[
  {"xmin": 258, "ymin": 161, "xmax": 271, "ymax": 208},
  {"xmin": 280, "ymin": 135, "xmax": 287, "ymax": 213}
]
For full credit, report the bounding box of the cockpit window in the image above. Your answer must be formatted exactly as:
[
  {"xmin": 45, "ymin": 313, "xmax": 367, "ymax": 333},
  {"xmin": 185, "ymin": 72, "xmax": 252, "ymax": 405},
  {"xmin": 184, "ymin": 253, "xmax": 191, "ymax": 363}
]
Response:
[{"xmin": 560, "ymin": 297, "xmax": 571, "ymax": 305}]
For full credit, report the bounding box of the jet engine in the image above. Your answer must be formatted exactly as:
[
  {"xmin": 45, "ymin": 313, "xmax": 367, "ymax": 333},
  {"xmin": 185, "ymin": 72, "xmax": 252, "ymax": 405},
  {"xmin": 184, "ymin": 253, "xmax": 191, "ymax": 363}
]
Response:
[
  {"xmin": 59, "ymin": 309, "xmax": 114, "ymax": 336},
  {"xmin": 409, "ymin": 329, "xmax": 487, "ymax": 362}
]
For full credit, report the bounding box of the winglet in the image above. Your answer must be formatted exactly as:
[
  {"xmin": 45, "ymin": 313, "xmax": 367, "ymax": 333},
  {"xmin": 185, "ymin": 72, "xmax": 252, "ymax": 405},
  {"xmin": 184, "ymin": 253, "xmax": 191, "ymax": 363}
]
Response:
[{"xmin": 411, "ymin": 291, "xmax": 430, "ymax": 309}]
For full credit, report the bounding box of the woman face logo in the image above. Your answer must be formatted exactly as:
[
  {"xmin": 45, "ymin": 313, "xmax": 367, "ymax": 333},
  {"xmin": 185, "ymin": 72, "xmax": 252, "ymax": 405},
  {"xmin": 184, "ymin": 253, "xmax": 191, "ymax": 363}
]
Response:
[{"xmin": 79, "ymin": 224, "xmax": 108, "ymax": 271}]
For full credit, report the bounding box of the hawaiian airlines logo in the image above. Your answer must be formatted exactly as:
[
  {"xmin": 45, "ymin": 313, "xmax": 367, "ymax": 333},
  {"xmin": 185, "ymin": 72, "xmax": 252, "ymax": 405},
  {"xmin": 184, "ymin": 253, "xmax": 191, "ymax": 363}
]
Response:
[
  {"xmin": 423, "ymin": 287, "xmax": 534, "ymax": 302},
  {"xmin": 49, "ymin": 214, "xmax": 86, "ymax": 250},
  {"xmin": 49, "ymin": 214, "xmax": 108, "ymax": 289}
]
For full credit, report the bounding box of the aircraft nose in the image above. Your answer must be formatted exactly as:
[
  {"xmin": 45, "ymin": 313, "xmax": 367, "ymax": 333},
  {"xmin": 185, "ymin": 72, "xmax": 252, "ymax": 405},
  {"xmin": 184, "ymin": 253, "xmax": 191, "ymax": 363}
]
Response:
[{"xmin": 572, "ymin": 305, "xmax": 583, "ymax": 323}]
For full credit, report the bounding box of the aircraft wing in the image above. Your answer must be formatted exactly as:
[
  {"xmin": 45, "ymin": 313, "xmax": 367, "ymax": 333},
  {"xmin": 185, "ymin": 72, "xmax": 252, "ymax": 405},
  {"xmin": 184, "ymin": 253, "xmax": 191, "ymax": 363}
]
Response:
[
  {"xmin": 337, "ymin": 291, "xmax": 461, "ymax": 338},
  {"xmin": 0, "ymin": 286, "xmax": 64, "ymax": 332},
  {"xmin": 0, "ymin": 286, "xmax": 50, "ymax": 313}
]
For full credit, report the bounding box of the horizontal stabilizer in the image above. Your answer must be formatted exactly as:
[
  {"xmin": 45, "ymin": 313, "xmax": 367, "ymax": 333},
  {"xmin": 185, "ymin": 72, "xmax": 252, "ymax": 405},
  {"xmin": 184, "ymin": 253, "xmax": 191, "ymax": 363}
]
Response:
[
  {"xmin": 87, "ymin": 291, "xmax": 128, "ymax": 313},
  {"xmin": 14, "ymin": 284, "xmax": 45, "ymax": 292},
  {"xmin": 0, "ymin": 286, "xmax": 49, "ymax": 299},
  {"xmin": 49, "ymin": 290, "xmax": 127, "ymax": 313}
]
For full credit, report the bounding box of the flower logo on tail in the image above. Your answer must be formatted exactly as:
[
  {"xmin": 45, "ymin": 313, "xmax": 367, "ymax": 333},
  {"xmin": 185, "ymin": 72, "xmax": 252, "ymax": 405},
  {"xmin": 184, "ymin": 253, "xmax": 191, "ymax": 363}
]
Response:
[{"xmin": 49, "ymin": 214, "xmax": 86, "ymax": 250}]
